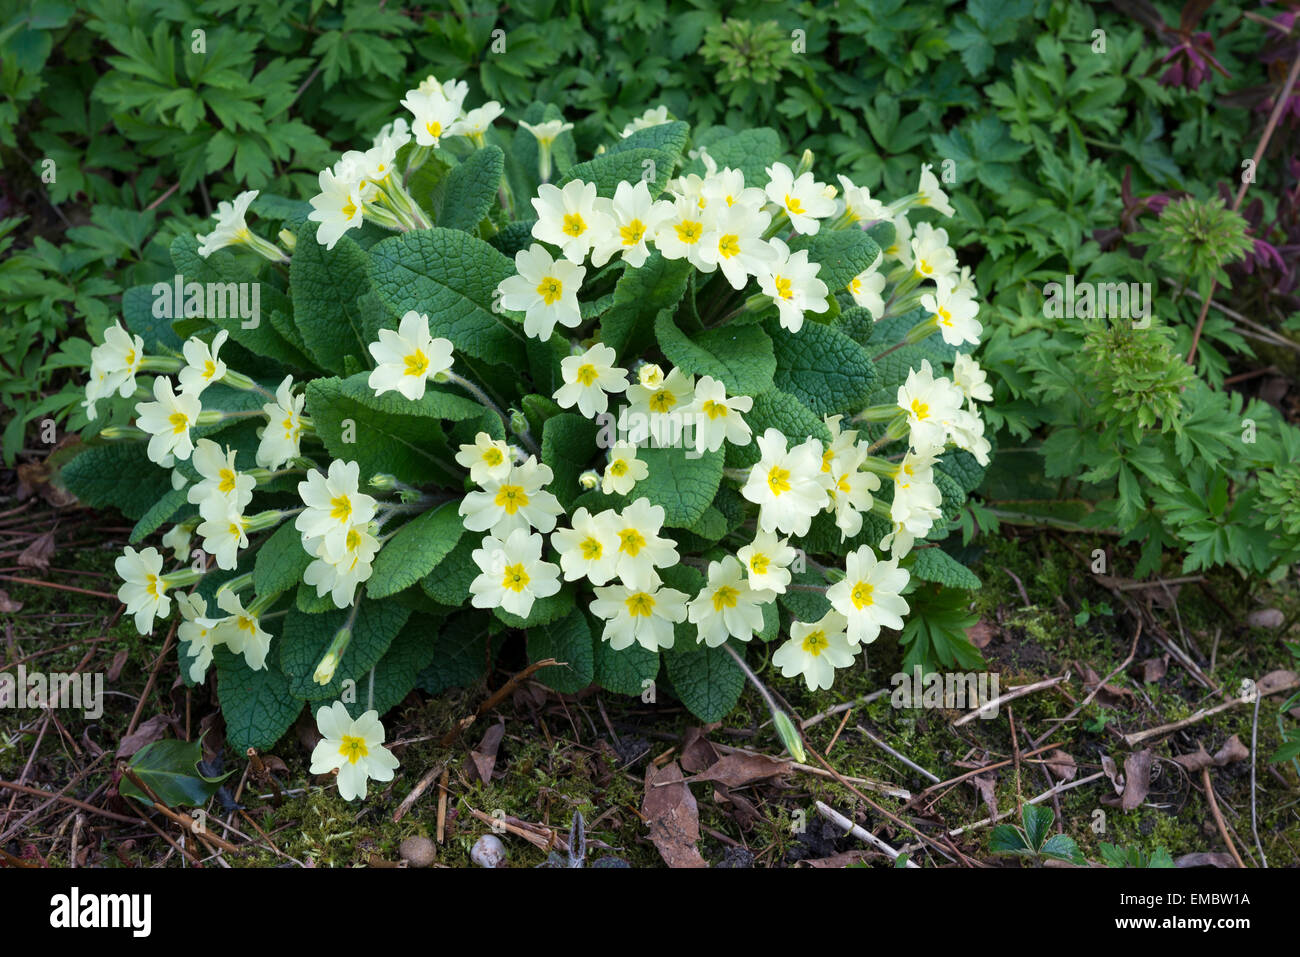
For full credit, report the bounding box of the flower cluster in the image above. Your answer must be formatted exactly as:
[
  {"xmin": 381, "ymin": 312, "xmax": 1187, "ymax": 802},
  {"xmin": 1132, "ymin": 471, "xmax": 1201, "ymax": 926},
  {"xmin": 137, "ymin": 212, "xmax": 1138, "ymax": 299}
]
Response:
[{"xmin": 77, "ymin": 74, "xmax": 997, "ymax": 801}]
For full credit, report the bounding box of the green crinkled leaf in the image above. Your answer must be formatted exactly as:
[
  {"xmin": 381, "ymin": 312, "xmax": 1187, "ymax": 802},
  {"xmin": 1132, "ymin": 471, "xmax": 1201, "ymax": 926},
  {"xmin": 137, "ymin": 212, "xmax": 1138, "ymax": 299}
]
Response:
[
  {"xmin": 433, "ymin": 145, "xmax": 504, "ymax": 233},
  {"xmin": 606, "ymin": 121, "xmax": 689, "ymax": 161},
  {"xmin": 60, "ymin": 442, "xmax": 173, "ymax": 521},
  {"xmin": 541, "ymin": 413, "xmax": 599, "ymax": 510},
  {"xmin": 415, "ymin": 611, "xmax": 498, "ymax": 694},
  {"xmin": 129, "ymin": 487, "xmax": 189, "ymax": 544},
  {"xmin": 600, "ymin": 254, "xmax": 691, "ymax": 360},
  {"xmin": 122, "ymin": 284, "xmax": 183, "ymax": 353},
  {"xmin": 938, "ymin": 450, "xmax": 987, "ymax": 496},
  {"xmin": 305, "ymin": 374, "xmax": 465, "ymax": 486},
  {"xmin": 420, "ymin": 536, "xmax": 479, "ymax": 606},
  {"xmin": 909, "ymin": 547, "xmax": 982, "ymax": 590},
  {"xmin": 725, "ymin": 389, "xmax": 830, "ymax": 468},
  {"xmin": 488, "ymin": 219, "xmax": 537, "ymax": 257},
  {"xmin": 778, "ymin": 570, "xmax": 832, "ymax": 621},
  {"xmin": 278, "ymin": 599, "xmax": 412, "ymax": 700},
  {"xmin": 664, "ymin": 639, "xmax": 745, "ymax": 723},
  {"xmin": 368, "ymin": 228, "xmax": 525, "ymax": 368},
  {"xmin": 368, "ymin": 501, "xmax": 465, "ymax": 599},
  {"xmin": 214, "ymin": 647, "xmax": 303, "ymax": 753},
  {"xmin": 120, "ymin": 735, "xmax": 233, "ymax": 808},
  {"xmin": 637, "ymin": 446, "xmax": 724, "ymax": 527},
  {"xmin": 493, "ymin": 587, "xmax": 576, "ymax": 629},
  {"xmin": 593, "ymin": 635, "xmax": 660, "ymax": 698},
  {"xmin": 290, "ymin": 224, "xmax": 375, "ymax": 376},
  {"xmin": 789, "ymin": 229, "xmax": 881, "ymax": 295},
  {"xmin": 527, "ymin": 608, "xmax": 595, "ymax": 694},
  {"xmin": 560, "ymin": 147, "xmax": 676, "ymax": 198},
  {"xmin": 341, "ymin": 612, "xmax": 443, "ymax": 719},
  {"xmin": 526, "ymin": 332, "xmax": 568, "ymax": 397},
  {"xmin": 655, "ymin": 312, "xmax": 775, "ymax": 396},
  {"xmin": 253, "ymin": 521, "xmax": 313, "ymax": 603},
  {"xmin": 767, "ymin": 317, "xmax": 877, "ymax": 417},
  {"xmin": 168, "ymin": 235, "xmax": 314, "ymax": 370},
  {"xmin": 697, "ymin": 127, "xmax": 781, "ymax": 186}
]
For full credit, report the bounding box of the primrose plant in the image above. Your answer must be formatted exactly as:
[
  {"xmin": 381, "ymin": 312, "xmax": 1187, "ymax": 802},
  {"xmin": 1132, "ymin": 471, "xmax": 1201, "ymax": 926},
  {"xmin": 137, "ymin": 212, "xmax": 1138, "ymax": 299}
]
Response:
[{"xmin": 65, "ymin": 74, "xmax": 993, "ymax": 801}]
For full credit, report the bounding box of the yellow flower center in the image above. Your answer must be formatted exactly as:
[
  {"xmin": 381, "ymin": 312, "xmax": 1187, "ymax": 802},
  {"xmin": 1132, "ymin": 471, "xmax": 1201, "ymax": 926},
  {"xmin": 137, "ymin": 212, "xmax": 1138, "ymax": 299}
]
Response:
[
  {"xmin": 404, "ymin": 349, "xmax": 429, "ymax": 377},
  {"xmin": 342, "ymin": 199, "xmax": 357, "ymax": 219},
  {"xmin": 701, "ymin": 399, "xmax": 727, "ymax": 420},
  {"xmin": 168, "ymin": 412, "xmax": 189, "ymax": 434},
  {"xmin": 785, "ymin": 194, "xmax": 805, "ymax": 214},
  {"xmin": 821, "ymin": 448, "xmax": 835, "ymax": 472},
  {"xmin": 537, "ymin": 276, "xmax": 563, "ymax": 305},
  {"xmin": 203, "ymin": 360, "xmax": 216, "ymax": 379},
  {"xmin": 850, "ymin": 279, "xmax": 861, "ymax": 294},
  {"xmin": 767, "ymin": 466, "xmax": 791, "ymax": 496},
  {"xmin": 330, "ymin": 494, "xmax": 352, "ymax": 523},
  {"xmin": 575, "ymin": 363, "xmax": 599, "ymax": 386},
  {"xmin": 836, "ymin": 474, "xmax": 852, "ymax": 494},
  {"xmin": 718, "ymin": 234, "xmax": 740, "ymax": 258},
  {"xmin": 620, "ymin": 219, "xmax": 646, "ymax": 246},
  {"xmin": 801, "ymin": 629, "xmax": 827, "ymax": 655},
  {"xmin": 339, "ymin": 734, "xmax": 369, "ymax": 765},
  {"xmin": 937, "ymin": 306, "xmax": 952, "ymax": 325},
  {"xmin": 618, "ymin": 528, "xmax": 646, "ymax": 556},
  {"xmin": 625, "ymin": 591, "xmax": 655, "ymax": 617},
  {"xmin": 494, "ymin": 484, "xmax": 528, "ymax": 514},
  {"xmin": 580, "ymin": 537, "xmax": 603, "ymax": 560},
  {"xmin": 773, "ymin": 275, "xmax": 793, "ymax": 300},
  {"xmin": 711, "ymin": 585, "xmax": 739, "ymax": 612},
  {"xmin": 218, "ymin": 468, "xmax": 237, "ymax": 494},
  {"xmin": 748, "ymin": 553, "xmax": 770, "ymax": 575},
  {"xmin": 910, "ymin": 399, "xmax": 930, "ymax": 421},
  {"xmin": 501, "ymin": 562, "xmax": 530, "ymax": 593},
  {"xmin": 562, "ymin": 212, "xmax": 587, "ymax": 237},
  {"xmin": 145, "ymin": 574, "xmax": 163, "ymax": 598},
  {"xmin": 674, "ymin": 220, "xmax": 702, "ymax": 244},
  {"xmin": 345, "ymin": 527, "xmax": 362, "ymax": 551},
  {"xmin": 851, "ymin": 581, "xmax": 874, "ymax": 609},
  {"xmin": 483, "ymin": 446, "xmax": 505, "ymax": 467},
  {"xmin": 609, "ymin": 458, "xmax": 629, "ymax": 477},
  {"xmin": 426, "ymin": 121, "xmax": 442, "ymax": 139},
  {"xmin": 649, "ymin": 390, "xmax": 677, "ymax": 413},
  {"xmin": 918, "ymin": 259, "xmax": 933, "ymax": 275},
  {"xmin": 227, "ymin": 522, "xmax": 241, "ymax": 538}
]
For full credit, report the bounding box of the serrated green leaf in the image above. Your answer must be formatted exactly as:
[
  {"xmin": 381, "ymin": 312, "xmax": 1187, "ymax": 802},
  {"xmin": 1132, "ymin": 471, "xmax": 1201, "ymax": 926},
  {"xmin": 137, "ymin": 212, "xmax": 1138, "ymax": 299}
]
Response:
[
  {"xmin": 789, "ymin": 230, "xmax": 881, "ymax": 295},
  {"xmin": 368, "ymin": 501, "xmax": 465, "ymax": 599},
  {"xmin": 560, "ymin": 147, "xmax": 676, "ymax": 198},
  {"xmin": 253, "ymin": 520, "xmax": 313, "ymax": 603},
  {"xmin": 214, "ymin": 647, "xmax": 303, "ymax": 753},
  {"xmin": 60, "ymin": 442, "xmax": 173, "ymax": 521},
  {"xmin": 368, "ymin": 228, "xmax": 525, "ymax": 367},
  {"xmin": 767, "ymin": 317, "xmax": 877, "ymax": 416},
  {"xmin": 909, "ymin": 548, "xmax": 981, "ymax": 590},
  {"xmin": 290, "ymin": 225, "xmax": 374, "ymax": 375},
  {"xmin": 527, "ymin": 608, "xmax": 595, "ymax": 694},
  {"xmin": 278, "ymin": 599, "xmax": 411, "ymax": 700},
  {"xmin": 600, "ymin": 254, "xmax": 691, "ymax": 360},
  {"xmin": 664, "ymin": 639, "xmax": 745, "ymax": 722},
  {"xmin": 434, "ymin": 145, "xmax": 504, "ymax": 233},
  {"xmin": 655, "ymin": 312, "xmax": 775, "ymax": 396},
  {"xmin": 636, "ymin": 446, "xmax": 724, "ymax": 527}
]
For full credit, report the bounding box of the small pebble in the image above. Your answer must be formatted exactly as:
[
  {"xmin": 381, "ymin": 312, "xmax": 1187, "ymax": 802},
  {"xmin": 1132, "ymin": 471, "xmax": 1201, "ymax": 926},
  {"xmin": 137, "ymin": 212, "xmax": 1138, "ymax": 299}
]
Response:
[
  {"xmin": 1247, "ymin": 608, "xmax": 1284, "ymax": 629},
  {"xmin": 400, "ymin": 836, "xmax": 436, "ymax": 868},
  {"xmin": 471, "ymin": 833, "xmax": 507, "ymax": 868}
]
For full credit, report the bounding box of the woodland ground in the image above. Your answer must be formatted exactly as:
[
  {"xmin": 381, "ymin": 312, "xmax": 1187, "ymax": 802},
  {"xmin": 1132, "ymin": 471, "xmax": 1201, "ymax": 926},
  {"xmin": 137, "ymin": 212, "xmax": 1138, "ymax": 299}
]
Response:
[{"xmin": 1, "ymin": 460, "xmax": 1298, "ymax": 869}]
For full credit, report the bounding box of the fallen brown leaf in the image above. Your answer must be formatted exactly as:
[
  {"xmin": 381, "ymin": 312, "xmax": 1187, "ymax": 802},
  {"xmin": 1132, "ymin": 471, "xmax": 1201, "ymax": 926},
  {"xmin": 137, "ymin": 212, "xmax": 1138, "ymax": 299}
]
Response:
[
  {"xmin": 967, "ymin": 619, "xmax": 997, "ymax": 649},
  {"xmin": 17, "ymin": 531, "xmax": 55, "ymax": 572},
  {"xmin": 1246, "ymin": 608, "xmax": 1284, "ymax": 630},
  {"xmin": 1174, "ymin": 735, "xmax": 1249, "ymax": 772},
  {"xmin": 106, "ymin": 648, "xmax": 130, "ymax": 683},
  {"xmin": 680, "ymin": 727, "xmax": 719, "ymax": 773},
  {"xmin": 1176, "ymin": 851, "xmax": 1238, "ymax": 868},
  {"xmin": 467, "ymin": 720, "xmax": 505, "ymax": 783},
  {"xmin": 642, "ymin": 761, "xmax": 706, "ymax": 868},
  {"xmin": 0, "ymin": 589, "xmax": 22, "ymax": 613},
  {"xmin": 684, "ymin": 751, "xmax": 790, "ymax": 788},
  {"xmin": 1257, "ymin": 670, "xmax": 1299, "ymax": 697},
  {"xmin": 970, "ymin": 772, "xmax": 998, "ymax": 820},
  {"xmin": 1133, "ymin": 656, "xmax": 1167, "ymax": 684},
  {"xmin": 116, "ymin": 714, "xmax": 172, "ymax": 759},
  {"xmin": 1120, "ymin": 749, "xmax": 1154, "ymax": 811},
  {"xmin": 1044, "ymin": 749, "xmax": 1077, "ymax": 781}
]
